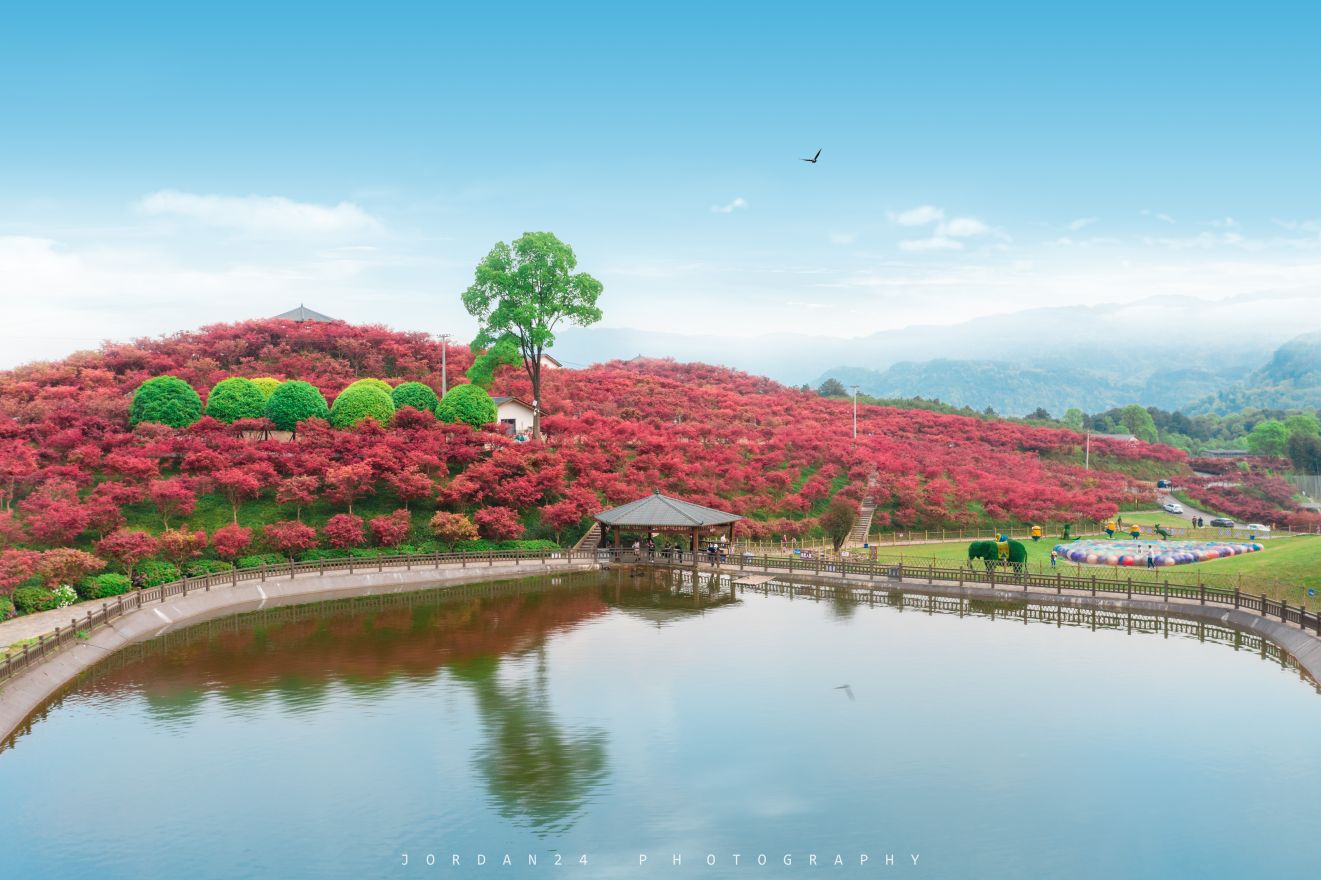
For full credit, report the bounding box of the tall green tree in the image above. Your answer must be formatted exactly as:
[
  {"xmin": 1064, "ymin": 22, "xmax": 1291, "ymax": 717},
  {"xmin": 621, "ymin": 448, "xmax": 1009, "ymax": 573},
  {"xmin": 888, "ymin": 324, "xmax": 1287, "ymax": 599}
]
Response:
[
  {"xmin": 1247, "ymin": 419, "xmax": 1289, "ymax": 457},
  {"xmin": 462, "ymin": 232, "xmax": 603, "ymax": 439},
  {"xmin": 1117, "ymin": 404, "xmax": 1159, "ymax": 443}
]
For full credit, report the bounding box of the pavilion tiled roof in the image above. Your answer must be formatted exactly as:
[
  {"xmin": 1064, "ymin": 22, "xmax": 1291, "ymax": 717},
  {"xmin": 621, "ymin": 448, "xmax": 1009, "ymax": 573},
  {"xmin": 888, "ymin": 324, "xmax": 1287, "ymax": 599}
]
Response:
[{"xmin": 594, "ymin": 492, "xmax": 742, "ymax": 528}]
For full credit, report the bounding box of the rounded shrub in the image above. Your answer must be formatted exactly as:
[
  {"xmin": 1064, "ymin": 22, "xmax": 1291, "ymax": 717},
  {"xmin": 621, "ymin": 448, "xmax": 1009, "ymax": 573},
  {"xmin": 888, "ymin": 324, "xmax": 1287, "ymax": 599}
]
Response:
[
  {"xmin": 136, "ymin": 560, "xmax": 180, "ymax": 587},
  {"xmin": 437, "ymin": 383, "xmax": 498, "ymax": 428},
  {"xmin": 391, "ymin": 381, "xmax": 440, "ymax": 413},
  {"xmin": 0, "ymin": 596, "xmax": 12, "ymax": 620},
  {"xmin": 330, "ymin": 384, "xmax": 396, "ymax": 428},
  {"xmin": 343, "ymin": 378, "xmax": 393, "ymax": 396},
  {"xmin": 75, "ymin": 573, "xmax": 132, "ymax": 601},
  {"xmin": 265, "ymin": 380, "xmax": 330, "ymax": 432},
  {"xmin": 250, "ymin": 377, "xmax": 281, "ymax": 400},
  {"xmin": 205, "ymin": 377, "xmax": 268, "ymax": 423},
  {"xmin": 129, "ymin": 376, "xmax": 203, "ymax": 428}
]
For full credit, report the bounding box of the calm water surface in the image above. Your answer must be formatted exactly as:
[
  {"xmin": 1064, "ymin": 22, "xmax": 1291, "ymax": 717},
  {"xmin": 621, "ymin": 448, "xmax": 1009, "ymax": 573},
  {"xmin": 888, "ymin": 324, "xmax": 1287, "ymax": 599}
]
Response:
[{"xmin": 3, "ymin": 569, "xmax": 1320, "ymax": 879}]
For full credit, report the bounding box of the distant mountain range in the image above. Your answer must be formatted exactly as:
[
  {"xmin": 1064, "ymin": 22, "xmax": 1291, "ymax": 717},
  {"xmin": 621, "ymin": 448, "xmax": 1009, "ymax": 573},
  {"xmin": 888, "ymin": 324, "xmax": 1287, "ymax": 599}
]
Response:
[
  {"xmin": 1190, "ymin": 330, "xmax": 1321, "ymax": 414},
  {"xmin": 554, "ymin": 291, "xmax": 1321, "ymax": 415}
]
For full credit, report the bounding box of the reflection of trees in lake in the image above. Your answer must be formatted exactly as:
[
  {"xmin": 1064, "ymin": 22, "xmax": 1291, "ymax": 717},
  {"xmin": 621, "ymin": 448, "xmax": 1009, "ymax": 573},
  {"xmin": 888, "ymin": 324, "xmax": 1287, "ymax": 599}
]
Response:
[{"xmin": 451, "ymin": 649, "xmax": 607, "ymax": 835}]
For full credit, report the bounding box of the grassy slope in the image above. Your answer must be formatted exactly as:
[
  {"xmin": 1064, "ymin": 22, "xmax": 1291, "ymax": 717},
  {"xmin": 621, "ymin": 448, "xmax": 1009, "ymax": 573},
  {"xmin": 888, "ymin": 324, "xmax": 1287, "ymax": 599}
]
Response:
[{"xmin": 860, "ymin": 534, "xmax": 1321, "ymax": 604}]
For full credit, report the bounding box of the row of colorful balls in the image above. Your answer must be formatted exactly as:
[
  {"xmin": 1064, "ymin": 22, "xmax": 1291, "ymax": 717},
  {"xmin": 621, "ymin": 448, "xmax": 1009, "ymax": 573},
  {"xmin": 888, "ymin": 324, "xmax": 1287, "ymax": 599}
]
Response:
[{"xmin": 1052, "ymin": 540, "xmax": 1264, "ymax": 567}]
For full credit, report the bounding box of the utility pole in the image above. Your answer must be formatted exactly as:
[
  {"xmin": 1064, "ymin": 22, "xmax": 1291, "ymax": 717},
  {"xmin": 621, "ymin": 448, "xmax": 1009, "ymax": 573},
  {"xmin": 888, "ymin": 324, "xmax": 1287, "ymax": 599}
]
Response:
[
  {"xmin": 852, "ymin": 385, "xmax": 859, "ymax": 441},
  {"xmin": 438, "ymin": 333, "xmax": 451, "ymax": 396}
]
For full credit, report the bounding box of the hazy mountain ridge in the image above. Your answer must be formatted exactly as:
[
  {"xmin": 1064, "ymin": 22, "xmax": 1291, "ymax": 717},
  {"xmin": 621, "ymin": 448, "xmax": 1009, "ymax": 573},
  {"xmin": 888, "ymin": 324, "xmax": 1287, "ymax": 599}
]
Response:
[
  {"xmin": 555, "ymin": 292, "xmax": 1321, "ymax": 414},
  {"xmin": 1190, "ymin": 330, "xmax": 1321, "ymax": 414}
]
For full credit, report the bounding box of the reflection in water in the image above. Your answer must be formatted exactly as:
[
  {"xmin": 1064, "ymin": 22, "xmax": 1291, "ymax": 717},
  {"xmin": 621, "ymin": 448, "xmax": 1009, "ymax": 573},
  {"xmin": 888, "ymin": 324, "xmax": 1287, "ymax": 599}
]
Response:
[
  {"xmin": 452, "ymin": 650, "xmax": 607, "ymax": 834},
  {"xmin": 5, "ymin": 569, "xmax": 1321, "ymax": 880}
]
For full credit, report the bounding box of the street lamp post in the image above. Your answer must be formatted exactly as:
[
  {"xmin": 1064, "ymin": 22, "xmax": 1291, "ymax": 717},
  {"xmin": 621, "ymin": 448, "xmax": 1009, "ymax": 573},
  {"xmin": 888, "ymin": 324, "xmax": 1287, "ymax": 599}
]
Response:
[
  {"xmin": 438, "ymin": 333, "xmax": 451, "ymax": 396},
  {"xmin": 852, "ymin": 385, "xmax": 859, "ymax": 441}
]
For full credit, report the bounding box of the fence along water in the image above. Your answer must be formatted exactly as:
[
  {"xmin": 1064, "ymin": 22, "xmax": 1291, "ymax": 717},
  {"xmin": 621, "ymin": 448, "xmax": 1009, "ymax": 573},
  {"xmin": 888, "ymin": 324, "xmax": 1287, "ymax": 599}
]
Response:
[{"xmin": 3, "ymin": 547, "xmax": 1320, "ymax": 684}]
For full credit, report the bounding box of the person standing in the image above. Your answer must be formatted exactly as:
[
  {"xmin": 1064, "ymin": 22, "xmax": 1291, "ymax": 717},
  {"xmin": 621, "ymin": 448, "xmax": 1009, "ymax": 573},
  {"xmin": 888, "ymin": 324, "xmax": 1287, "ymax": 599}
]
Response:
[{"xmin": 1050, "ymin": 549, "xmax": 1058, "ymax": 568}]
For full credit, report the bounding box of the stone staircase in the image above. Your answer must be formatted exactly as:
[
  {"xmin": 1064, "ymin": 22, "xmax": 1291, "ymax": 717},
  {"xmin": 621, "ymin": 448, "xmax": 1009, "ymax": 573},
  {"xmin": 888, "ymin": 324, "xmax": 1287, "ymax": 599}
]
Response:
[
  {"xmin": 849, "ymin": 497, "xmax": 876, "ymax": 545},
  {"xmin": 573, "ymin": 522, "xmax": 603, "ymax": 552}
]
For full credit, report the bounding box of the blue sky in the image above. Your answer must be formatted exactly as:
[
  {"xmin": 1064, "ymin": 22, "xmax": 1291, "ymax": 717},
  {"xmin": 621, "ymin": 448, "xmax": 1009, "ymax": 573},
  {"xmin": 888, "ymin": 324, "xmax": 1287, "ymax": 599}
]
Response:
[{"xmin": 2, "ymin": 1, "xmax": 1321, "ymax": 365}]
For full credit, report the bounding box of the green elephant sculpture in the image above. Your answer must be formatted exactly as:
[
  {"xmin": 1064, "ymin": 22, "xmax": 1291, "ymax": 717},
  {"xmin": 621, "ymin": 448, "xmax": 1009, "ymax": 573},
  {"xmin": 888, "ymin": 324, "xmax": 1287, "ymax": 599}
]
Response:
[{"xmin": 968, "ymin": 539, "xmax": 1028, "ymax": 573}]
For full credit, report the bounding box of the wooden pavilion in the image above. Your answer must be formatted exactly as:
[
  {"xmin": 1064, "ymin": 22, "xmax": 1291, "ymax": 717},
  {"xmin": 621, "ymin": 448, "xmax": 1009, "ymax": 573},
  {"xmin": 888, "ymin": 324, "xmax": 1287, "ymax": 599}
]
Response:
[{"xmin": 593, "ymin": 491, "xmax": 742, "ymax": 567}]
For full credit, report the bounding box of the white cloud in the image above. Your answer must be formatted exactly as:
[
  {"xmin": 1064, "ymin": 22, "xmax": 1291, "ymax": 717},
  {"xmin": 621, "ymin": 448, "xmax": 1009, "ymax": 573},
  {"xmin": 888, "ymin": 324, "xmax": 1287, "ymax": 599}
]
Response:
[
  {"xmin": 1067, "ymin": 217, "xmax": 1098, "ymax": 231},
  {"xmin": 893, "ymin": 205, "xmax": 944, "ymax": 226},
  {"xmin": 828, "ymin": 231, "xmax": 856, "ymax": 246},
  {"xmin": 138, "ymin": 189, "xmax": 382, "ymax": 236},
  {"xmin": 710, "ymin": 197, "xmax": 747, "ymax": 214},
  {"xmin": 939, "ymin": 217, "xmax": 989, "ymax": 238},
  {"xmin": 1141, "ymin": 209, "xmax": 1176, "ymax": 224},
  {"xmin": 899, "ymin": 235, "xmax": 963, "ymax": 252}
]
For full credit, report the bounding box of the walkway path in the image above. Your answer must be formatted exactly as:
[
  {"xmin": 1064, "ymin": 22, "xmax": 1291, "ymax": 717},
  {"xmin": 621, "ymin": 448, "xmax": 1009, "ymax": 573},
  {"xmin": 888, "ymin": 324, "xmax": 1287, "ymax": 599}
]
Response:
[{"xmin": 1, "ymin": 555, "xmax": 598, "ymax": 744}]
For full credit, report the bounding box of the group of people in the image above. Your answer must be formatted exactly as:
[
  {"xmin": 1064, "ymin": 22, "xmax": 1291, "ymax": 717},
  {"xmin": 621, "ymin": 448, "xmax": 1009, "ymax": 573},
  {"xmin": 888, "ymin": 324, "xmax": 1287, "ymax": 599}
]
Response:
[{"xmin": 627, "ymin": 537, "xmax": 729, "ymax": 564}]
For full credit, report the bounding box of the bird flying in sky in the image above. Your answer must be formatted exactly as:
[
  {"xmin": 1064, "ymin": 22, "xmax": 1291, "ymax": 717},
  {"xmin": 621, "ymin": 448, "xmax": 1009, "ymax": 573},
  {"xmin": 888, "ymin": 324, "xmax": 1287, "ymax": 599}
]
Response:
[{"xmin": 801, "ymin": 148, "xmax": 822, "ymax": 164}]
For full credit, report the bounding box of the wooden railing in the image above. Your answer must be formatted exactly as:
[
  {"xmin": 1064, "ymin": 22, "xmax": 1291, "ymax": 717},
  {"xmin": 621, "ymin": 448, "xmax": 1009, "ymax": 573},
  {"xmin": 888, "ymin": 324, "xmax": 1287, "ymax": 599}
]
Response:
[
  {"xmin": 5, "ymin": 545, "xmax": 1320, "ymax": 685},
  {"xmin": 650, "ymin": 550, "xmax": 1321, "ymax": 637},
  {"xmin": 0, "ymin": 549, "xmax": 601, "ymax": 683}
]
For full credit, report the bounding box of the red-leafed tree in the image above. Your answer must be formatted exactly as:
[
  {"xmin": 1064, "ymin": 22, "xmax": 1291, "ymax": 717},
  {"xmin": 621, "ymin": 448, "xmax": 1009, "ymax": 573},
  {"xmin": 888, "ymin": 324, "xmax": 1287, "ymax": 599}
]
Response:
[
  {"xmin": 96, "ymin": 529, "xmax": 158, "ymax": 581},
  {"xmin": 0, "ymin": 510, "xmax": 28, "ymax": 548},
  {"xmin": 369, "ymin": 509, "xmax": 412, "ymax": 547},
  {"xmin": 212, "ymin": 464, "xmax": 275, "ymax": 523},
  {"xmin": 429, "ymin": 511, "xmax": 478, "ymax": 550},
  {"xmin": 211, "ymin": 523, "xmax": 253, "ymax": 560},
  {"xmin": 324, "ymin": 462, "xmax": 375, "ymax": 514},
  {"xmin": 0, "ymin": 548, "xmax": 41, "ymax": 596},
  {"xmin": 275, "ymin": 475, "xmax": 320, "ymax": 522},
  {"xmin": 385, "ymin": 468, "xmax": 433, "ymax": 509},
  {"xmin": 158, "ymin": 529, "xmax": 207, "ymax": 569},
  {"xmin": 18, "ymin": 479, "xmax": 89, "ymax": 546},
  {"xmin": 36, "ymin": 548, "xmax": 105, "ymax": 588},
  {"xmin": 0, "ymin": 440, "xmax": 39, "ymax": 511},
  {"xmin": 323, "ymin": 513, "xmax": 365, "ymax": 549},
  {"xmin": 148, "ymin": 478, "xmax": 197, "ymax": 528},
  {"xmin": 264, "ymin": 520, "xmax": 318, "ymax": 560},
  {"xmin": 474, "ymin": 506, "xmax": 523, "ymax": 542}
]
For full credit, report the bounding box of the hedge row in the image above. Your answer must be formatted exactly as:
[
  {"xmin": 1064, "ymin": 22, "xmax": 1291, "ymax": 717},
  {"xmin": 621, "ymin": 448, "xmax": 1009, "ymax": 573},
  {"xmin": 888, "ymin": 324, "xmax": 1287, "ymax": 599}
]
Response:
[{"xmin": 130, "ymin": 375, "xmax": 500, "ymax": 430}]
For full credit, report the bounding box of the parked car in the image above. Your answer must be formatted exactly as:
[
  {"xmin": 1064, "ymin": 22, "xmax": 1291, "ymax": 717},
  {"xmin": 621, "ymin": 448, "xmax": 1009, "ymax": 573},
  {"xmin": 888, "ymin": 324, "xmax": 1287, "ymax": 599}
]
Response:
[
  {"xmin": 1162, "ymin": 501, "xmax": 1184, "ymax": 514},
  {"xmin": 1209, "ymin": 517, "xmax": 1235, "ymax": 528},
  {"xmin": 1156, "ymin": 479, "xmax": 1172, "ymax": 489},
  {"xmin": 1246, "ymin": 523, "xmax": 1271, "ymax": 533}
]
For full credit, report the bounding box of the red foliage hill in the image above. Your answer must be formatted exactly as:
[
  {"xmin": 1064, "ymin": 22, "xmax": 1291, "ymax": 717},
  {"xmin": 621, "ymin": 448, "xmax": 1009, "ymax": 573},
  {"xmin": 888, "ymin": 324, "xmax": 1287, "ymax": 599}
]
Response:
[{"xmin": 0, "ymin": 318, "xmax": 1270, "ymax": 579}]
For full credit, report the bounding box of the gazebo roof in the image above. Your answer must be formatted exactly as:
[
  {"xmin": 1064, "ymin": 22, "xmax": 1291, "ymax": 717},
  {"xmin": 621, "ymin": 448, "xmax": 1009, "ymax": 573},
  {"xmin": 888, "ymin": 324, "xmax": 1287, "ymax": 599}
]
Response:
[
  {"xmin": 594, "ymin": 492, "xmax": 742, "ymax": 528},
  {"xmin": 273, "ymin": 304, "xmax": 335, "ymax": 323}
]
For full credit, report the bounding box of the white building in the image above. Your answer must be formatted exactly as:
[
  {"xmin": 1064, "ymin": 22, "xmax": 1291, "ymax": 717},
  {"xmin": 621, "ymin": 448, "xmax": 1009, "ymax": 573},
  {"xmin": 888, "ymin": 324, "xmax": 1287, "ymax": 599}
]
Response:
[{"xmin": 492, "ymin": 396, "xmax": 537, "ymax": 436}]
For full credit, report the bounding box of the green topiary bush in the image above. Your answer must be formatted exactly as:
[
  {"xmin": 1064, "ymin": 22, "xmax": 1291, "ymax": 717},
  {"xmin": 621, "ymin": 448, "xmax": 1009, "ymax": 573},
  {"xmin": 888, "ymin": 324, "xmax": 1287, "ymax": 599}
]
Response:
[
  {"xmin": 250, "ymin": 377, "xmax": 281, "ymax": 399},
  {"xmin": 205, "ymin": 377, "xmax": 268, "ymax": 423},
  {"xmin": 330, "ymin": 384, "xmax": 395, "ymax": 428},
  {"xmin": 0, "ymin": 596, "xmax": 13, "ymax": 619},
  {"xmin": 76, "ymin": 573, "xmax": 133, "ymax": 600},
  {"xmin": 436, "ymin": 383, "xmax": 498, "ymax": 427},
  {"xmin": 391, "ymin": 381, "xmax": 440, "ymax": 413},
  {"xmin": 342, "ymin": 378, "xmax": 393, "ymax": 395},
  {"xmin": 265, "ymin": 380, "xmax": 330, "ymax": 432},
  {"xmin": 137, "ymin": 560, "xmax": 181, "ymax": 587},
  {"xmin": 129, "ymin": 376, "xmax": 203, "ymax": 428}
]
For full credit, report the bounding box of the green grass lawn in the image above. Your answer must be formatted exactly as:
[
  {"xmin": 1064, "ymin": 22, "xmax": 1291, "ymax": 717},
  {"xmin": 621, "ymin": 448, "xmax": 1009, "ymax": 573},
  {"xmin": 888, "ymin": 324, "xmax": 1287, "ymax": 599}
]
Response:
[{"xmin": 858, "ymin": 533, "xmax": 1321, "ymax": 606}]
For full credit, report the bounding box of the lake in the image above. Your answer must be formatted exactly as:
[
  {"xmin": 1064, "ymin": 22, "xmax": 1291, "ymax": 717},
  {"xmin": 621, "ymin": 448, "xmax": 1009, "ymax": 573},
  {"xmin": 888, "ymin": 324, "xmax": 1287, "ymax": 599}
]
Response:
[{"xmin": 2, "ymin": 568, "xmax": 1319, "ymax": 878}]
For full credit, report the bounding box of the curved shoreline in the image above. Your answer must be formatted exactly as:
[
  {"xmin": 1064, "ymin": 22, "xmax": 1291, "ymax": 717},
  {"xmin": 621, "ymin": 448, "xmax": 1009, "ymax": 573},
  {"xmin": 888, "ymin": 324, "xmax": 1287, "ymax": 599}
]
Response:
[
  {"xmin": 0, "ymin": 559, "xmax": 598, "ymax": 746},
  {"xmin": 6, "ymin": 557, "xmax": 1321, "ymax": 748},
  {"xmin": 779, "ymin": 570, "xmax": 1321, "ymax": 685}
]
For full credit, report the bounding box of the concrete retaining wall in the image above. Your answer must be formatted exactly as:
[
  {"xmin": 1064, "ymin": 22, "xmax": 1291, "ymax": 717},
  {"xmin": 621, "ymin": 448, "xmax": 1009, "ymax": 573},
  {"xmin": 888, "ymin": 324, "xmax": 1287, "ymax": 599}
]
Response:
[{"xmin": 1, "ymin": 559, "xmax": 597, "ymax": 745}]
